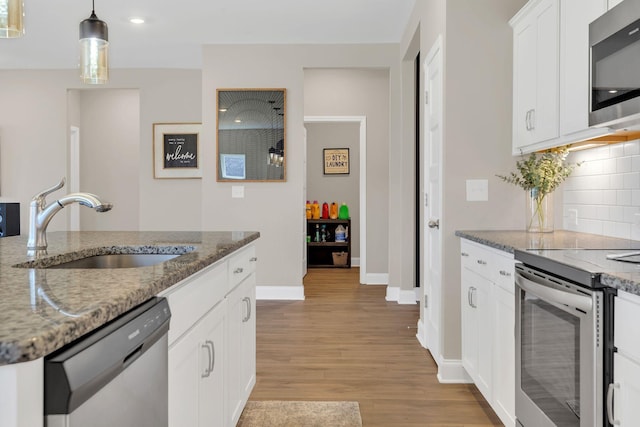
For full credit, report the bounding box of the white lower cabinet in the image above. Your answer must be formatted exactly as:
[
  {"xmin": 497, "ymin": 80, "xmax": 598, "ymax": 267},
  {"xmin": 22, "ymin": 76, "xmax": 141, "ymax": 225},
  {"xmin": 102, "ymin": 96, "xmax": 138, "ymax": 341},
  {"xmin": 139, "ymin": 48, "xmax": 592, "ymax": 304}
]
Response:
[
  {"xmin": 168, "ymin": 301, "xmax": 226, "ymax": 427},
  {"xmin": 161, "ymin": 243, "xmax": 257, "ymax": 427},
  {"xmin": 226, "ymin": 275, "xmax": 256, "ymax": 426},
  {"xmin": 460, "ymin": 239, "xmax": 515, "ymax": 427},
  {"xmin": 610, "ymin": 291, "xmax": 640, "ymax": 425}
]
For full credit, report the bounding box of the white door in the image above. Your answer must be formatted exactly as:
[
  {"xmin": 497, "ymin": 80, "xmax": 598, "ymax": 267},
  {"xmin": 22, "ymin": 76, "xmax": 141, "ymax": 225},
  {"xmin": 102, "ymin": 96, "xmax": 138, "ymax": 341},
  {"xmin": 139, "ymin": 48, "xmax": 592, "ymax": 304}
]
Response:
[
  {"xmin": 303, "ymin": 126, "xmax": 308, "ymax": 276},
  {"xmin": 423, "ymin": 36, "xmax": 443, "ymax": 362}
]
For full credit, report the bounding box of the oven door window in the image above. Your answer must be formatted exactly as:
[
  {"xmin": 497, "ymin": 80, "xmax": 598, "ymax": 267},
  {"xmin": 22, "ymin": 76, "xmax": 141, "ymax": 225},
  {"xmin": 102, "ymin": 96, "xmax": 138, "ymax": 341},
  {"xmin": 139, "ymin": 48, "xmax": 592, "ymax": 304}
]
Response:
[
  {"xmin": 592, "ymin": 18, "xmax": 640, "ymax": 112},
  {"xmin": 521, "ymin": 291, "xmax": 580, "ymax": 426}
]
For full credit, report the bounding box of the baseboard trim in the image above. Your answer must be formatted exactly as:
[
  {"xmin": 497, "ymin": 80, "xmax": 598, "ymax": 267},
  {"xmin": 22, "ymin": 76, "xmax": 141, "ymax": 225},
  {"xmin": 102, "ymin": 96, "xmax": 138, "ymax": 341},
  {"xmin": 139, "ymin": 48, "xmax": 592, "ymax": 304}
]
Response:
[
  {"xmin": 416, "ymin": 318, "xmax": 427, "ymax": 348},
  {"xmin": 385, "ymin": 286, "xmax": 418, "ymax": 304},
  {"xmin": 435, "ymin": 357, "xmax": 473, "ymax": 384},
  {"xmin": 351, "ymin": 257, "xmax": 360, "ymax": 267},
  {"xmin": 256, "ymin": 285, "xmax": 305, "ymax": 300},
  {"xmin": 385, "ymin": 286, "xmax": 399, "ymax": 301},
  {"xmin": 365, "ymin": 273, "xmax": 388, "ymax": 285}
]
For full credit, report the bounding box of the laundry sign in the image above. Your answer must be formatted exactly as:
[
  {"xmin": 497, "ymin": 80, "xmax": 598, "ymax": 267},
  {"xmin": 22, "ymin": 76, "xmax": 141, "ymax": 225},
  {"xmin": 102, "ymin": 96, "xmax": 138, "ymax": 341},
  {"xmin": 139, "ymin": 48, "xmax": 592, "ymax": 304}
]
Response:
[{"xmin": 323, "ymin": 148, "xmax": 350, "ymax": 175}]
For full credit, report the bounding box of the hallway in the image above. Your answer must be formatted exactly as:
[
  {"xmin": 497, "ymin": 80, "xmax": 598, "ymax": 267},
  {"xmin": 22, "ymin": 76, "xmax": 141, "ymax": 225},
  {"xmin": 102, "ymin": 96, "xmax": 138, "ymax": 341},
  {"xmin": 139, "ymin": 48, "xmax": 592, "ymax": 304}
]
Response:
[{"xmin": 249, "ymin": 268, "xmax": 502, "ymax": 426}]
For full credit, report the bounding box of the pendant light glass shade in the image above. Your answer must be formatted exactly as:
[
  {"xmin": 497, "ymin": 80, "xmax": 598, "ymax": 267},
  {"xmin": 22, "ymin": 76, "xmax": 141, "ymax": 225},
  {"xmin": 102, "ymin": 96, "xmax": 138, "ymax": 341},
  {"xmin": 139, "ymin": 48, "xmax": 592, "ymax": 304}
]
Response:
[
  {"xmin": 0, "ymin": 0, "xmax": 25, "ymax": 38},
  {"xmin": 79, "ymin": 8, "xmax": 109, "ymax": 84}
]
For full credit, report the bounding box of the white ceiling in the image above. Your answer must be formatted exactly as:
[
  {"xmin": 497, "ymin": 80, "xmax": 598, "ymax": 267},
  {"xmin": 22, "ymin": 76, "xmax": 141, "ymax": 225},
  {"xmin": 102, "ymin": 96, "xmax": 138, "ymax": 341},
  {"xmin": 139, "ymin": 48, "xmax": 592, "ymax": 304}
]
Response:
[{"xmin": 0, "ymin": 0, "xmax": 416, "ymax": 70}]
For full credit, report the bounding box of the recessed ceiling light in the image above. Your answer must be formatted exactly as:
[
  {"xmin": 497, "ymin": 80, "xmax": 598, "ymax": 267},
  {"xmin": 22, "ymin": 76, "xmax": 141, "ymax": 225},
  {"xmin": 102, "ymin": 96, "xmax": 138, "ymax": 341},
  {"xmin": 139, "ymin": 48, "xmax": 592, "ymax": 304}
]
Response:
[
  {"xmin": 129, "ymin": 17, "xmax": 145, "ymax": 24},
  {"xmin": 234, "ymin": 119, "xmax": 242, "ymax": 123},
  {"xmin": 609, "ymin": 89, "xmax": 619, "ymax": 94},
  {"xmin": 219, "ymin": 108, "xmax": 227, "ymax": 112}
]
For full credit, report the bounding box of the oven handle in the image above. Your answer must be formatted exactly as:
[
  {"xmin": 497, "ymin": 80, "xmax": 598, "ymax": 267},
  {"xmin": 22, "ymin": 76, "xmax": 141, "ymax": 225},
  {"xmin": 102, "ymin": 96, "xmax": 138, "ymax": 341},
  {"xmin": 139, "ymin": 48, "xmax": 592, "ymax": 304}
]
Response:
[
  {"xmin": 515, "ymin": 271, "xmax": 593, "ymax": 312},
  {"xmin": 607, "ymin": 382, "xmax": 621, "ymax": 425}
]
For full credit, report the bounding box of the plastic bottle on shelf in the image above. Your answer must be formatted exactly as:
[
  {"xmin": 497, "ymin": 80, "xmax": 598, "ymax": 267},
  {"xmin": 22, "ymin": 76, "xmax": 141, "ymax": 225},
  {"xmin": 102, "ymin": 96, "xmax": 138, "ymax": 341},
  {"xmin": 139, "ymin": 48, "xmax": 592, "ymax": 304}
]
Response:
[
  {"xmin": 314, "ymin": 224, "xmax": 320, "ymax": 242},
  {"xmin": 329, "ymin": 202, "xmax": 338, "ymax": 219},
  {"xmin": 306, "ymin": 200, "xmax": 312, "ymax": 219},
  {"xmin": 321, "ymin": 224, "xmax": 327, "ymax": 242},
  {"xmin": 312, "ymin": 200, "xmax": 320, "ymax": 219},
  {"xmin": 321, "ymin": 202, "xmax": 329, "ymax": 219},
  {"xmin": 338, "ymin": 203, "xmax": 350, "ymax": 219},
  {"xmin": 335, "ymin": 225, "xmax": 346, "ymax": 242}
]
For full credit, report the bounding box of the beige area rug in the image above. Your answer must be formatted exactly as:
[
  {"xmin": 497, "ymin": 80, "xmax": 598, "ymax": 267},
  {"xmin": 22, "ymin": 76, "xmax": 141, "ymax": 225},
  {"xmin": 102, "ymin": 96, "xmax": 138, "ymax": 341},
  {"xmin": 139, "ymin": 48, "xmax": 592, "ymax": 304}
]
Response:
[{"xmin": 237, "ymin": 400, "xmax": 363, "ymax": 427}]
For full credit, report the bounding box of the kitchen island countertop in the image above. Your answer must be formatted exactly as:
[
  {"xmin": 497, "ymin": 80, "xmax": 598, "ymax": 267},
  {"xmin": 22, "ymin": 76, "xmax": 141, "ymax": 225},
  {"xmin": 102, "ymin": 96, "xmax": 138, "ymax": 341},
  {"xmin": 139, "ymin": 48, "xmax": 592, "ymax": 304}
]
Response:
[
  {"xmin": 456, "ymin": 229, "xmax": 640, "ymax": 296},
  {"xmin": 0, "ymin": 231, "xmax": 259, "ymax": 365}
]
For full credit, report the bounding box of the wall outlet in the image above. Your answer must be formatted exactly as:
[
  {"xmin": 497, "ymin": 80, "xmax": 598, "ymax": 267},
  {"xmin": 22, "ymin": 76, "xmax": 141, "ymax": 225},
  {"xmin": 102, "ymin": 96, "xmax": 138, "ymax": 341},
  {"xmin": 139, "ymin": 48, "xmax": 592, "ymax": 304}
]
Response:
[{"xmin": 568, "ymin": 209, "xmax": 578, "ymax": 226}]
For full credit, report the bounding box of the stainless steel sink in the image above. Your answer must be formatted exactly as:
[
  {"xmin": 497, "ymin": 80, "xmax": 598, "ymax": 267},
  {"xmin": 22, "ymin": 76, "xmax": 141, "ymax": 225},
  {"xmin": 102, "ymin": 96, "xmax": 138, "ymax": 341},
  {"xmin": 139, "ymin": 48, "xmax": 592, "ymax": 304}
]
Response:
[{"xmin": 46, "ymin": 253, "xmax": 180, "ymax": 269}]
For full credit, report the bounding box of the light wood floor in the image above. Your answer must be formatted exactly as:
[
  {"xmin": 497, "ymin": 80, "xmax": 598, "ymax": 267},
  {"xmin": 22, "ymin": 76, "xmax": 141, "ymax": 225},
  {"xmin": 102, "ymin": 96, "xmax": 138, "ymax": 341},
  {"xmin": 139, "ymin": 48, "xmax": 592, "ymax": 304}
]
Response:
[{"xmin": 249, "ymin": 268, "xmax": 503, "ymax": 426}]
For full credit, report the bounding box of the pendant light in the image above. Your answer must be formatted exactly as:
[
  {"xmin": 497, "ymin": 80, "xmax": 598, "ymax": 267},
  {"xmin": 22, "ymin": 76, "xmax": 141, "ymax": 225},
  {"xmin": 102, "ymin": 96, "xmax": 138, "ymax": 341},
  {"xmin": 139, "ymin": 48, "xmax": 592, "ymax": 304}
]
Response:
[
  {"xmin": 0, "ymin": 0, "xmax": 24, "ymax": 38},
  {"xmin": 79, "ymin": 0, "xmax": 108, "ymax": 84}
]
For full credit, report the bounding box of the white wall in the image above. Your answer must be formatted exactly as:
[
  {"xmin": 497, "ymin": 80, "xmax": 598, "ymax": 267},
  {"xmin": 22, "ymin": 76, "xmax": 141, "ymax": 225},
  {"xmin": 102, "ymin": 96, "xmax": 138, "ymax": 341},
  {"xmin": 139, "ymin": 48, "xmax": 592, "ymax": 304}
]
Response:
[
  {"xmin": 563, "ymin": 140, "xmax": 640, "ymax": 239},
  {"xmin": 200, "ymin": 44, "xmax": 399, "ymax": 288},
  {"xmin": 72, "ymin": 89, "xmax": 140, "ymax": 230},
  {"xmin": 400, "ymin": 0, "xmax": 527, "ymax": 360},
  {"xmin": 0, "ymin": 69, "xmax": 202, "ymax": 233}
]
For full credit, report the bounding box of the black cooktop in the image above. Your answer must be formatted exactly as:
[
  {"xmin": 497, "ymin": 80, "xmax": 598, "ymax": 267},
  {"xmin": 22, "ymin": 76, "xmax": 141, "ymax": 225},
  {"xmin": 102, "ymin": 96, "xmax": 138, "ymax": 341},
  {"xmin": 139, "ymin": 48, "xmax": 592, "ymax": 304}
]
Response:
[{"xmin": 515, "ymin": 248, "xmax": 640, "ymax": 288}]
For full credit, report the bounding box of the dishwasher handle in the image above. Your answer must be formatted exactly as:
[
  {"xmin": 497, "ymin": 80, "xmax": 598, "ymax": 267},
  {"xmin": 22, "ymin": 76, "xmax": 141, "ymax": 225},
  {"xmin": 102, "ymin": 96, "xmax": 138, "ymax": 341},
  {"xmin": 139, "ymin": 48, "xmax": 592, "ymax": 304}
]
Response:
[{"xmin": 515, "ymin": 270, "xmax": 593, "ymax": 312}]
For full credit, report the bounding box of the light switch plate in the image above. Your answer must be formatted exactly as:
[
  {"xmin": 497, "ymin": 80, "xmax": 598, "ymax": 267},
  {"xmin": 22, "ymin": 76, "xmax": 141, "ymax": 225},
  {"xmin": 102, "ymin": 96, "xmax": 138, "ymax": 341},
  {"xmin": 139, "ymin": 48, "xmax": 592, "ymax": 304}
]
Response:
[
  {"xmin": 232, "ymin": 185, "xmax": 244, "ymax": 198},
  {"xmin": 466, "ymin": 179, "xmax": 488, "ymax": 202}
]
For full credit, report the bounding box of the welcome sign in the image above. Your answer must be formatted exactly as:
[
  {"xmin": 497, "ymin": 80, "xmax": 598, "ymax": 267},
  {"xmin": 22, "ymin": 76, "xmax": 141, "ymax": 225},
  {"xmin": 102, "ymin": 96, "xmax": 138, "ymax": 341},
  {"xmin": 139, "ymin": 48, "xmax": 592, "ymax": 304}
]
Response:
[{"xmin": 323, "ymin": 148, "xmax": 350, "ymax": 175}]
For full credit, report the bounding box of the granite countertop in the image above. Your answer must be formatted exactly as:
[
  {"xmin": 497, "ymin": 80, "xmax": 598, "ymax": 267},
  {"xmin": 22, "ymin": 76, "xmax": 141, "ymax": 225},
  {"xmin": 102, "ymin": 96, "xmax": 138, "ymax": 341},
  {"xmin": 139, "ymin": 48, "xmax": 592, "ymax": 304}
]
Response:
[
  {"xmin": 0, "ymin": 231, "xmax": 259, "ymax": 366},
  {"xmin": 456, "ymin": 229, "xmax": 640, "ymax": 295}
]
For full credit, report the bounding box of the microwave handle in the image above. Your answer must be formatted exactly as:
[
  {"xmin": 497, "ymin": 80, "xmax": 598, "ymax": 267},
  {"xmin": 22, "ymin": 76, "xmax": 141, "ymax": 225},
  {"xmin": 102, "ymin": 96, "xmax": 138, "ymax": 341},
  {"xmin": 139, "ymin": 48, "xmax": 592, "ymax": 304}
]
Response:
[{"xmin": 515, "ymin": 271, "xmax": 592, "ymax": 312}]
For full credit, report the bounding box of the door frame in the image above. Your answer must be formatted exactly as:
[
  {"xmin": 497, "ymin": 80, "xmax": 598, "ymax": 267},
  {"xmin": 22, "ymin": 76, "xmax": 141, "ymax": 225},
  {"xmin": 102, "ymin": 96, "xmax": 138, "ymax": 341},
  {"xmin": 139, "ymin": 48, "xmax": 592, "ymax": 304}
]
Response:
[{"xmin": 303, "ymin": 116, "xmax": 367, "ymax": 285}]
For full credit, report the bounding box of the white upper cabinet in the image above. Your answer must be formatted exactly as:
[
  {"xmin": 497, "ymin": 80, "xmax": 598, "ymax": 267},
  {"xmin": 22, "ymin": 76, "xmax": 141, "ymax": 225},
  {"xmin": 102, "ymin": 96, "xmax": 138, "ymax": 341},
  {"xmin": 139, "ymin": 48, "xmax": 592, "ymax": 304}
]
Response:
[
  {"xmin": 511, "ymin": 0, "xmax": 560, "ymax": 154},
  {"xmin": 511, "ymin": 0, "xmax": 611, "ymax": 155}
]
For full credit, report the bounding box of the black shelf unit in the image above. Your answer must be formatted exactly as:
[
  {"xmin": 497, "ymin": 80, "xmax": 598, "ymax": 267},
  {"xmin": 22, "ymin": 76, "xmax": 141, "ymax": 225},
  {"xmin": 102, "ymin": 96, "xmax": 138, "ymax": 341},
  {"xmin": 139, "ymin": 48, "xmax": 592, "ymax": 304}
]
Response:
[{"xmin": 306, "ymin": 218, "xmax": 351, "ymax": 268}]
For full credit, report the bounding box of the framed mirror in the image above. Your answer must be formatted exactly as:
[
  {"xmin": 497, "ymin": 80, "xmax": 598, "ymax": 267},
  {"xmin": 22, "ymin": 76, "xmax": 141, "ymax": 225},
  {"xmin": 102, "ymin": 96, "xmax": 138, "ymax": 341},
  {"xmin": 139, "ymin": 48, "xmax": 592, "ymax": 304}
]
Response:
[{"xmin": 217, "ymin": 88, "xmax": 286, "ymax": 182}]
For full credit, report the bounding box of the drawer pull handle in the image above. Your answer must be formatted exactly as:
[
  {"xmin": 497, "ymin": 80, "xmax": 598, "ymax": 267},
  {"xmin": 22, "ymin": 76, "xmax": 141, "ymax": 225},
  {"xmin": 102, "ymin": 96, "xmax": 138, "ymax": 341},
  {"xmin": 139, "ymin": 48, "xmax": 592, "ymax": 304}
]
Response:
[
  {"xmin": 461, "ymin": 252, "xmax": 469, "ymax": 257},
  {"xmin": 249, "ymin": 257, "xmax": 258, "ymax": 262},
  {"xmin": 499, "ymin": 270, "xmax": 511, "ymax": 277},
  {"xmin": 201, "ymin": 340, "xmax": 215, "ymax": 378},
  {"xmin": 234, "ymin": 267, "xmax": 244, "ymax": 274},
  {"xmin": 242, "ymin": 297, "xmax": 252, "ymax": 322},
  {"xmin": 476, "ymin": 259, "xmax": 487, "ymax": 265}
]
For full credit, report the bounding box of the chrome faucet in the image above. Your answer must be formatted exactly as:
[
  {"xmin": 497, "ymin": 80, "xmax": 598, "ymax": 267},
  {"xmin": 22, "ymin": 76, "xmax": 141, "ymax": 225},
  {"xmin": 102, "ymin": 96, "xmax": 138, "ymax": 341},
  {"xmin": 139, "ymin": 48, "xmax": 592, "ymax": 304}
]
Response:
[{"xmin": 27, "ymin": 178, "xmax": 113, "ymax": 257}]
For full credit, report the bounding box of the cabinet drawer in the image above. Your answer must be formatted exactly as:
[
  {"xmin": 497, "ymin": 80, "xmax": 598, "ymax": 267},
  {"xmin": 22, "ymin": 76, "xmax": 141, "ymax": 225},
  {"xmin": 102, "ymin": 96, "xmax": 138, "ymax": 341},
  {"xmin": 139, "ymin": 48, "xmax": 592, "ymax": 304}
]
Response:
[
  {"xmin": 460, "ymin": 239, "xmax": 492, "ymax": 279},
  {"xmin": 161, "ymin": 261, "xmax": 228, "ymax": 346},
  {"xmin": 228, "ymin": 244, "xmax": 257, "ymax": 291},
  {"xmin": 492, "ymin": 253, "xmax": 515, "ymax": 294},
  {"xmin": 615, "ymin": 291, "xmax": 640, "ymax": 363}
]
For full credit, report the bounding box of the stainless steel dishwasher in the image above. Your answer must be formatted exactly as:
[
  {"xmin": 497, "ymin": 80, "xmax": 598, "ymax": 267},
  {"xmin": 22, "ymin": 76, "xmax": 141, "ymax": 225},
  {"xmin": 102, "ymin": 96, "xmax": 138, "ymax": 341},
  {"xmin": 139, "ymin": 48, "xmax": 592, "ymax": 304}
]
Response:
[{"xmin": 44, "ymin": 297, "xmax": 171, "ymax": 427}]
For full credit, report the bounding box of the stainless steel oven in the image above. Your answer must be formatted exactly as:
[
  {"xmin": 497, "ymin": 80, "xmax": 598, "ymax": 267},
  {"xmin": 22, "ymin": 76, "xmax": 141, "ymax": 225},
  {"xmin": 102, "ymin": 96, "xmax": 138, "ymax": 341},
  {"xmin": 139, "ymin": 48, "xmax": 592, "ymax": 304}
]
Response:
[{"xmin": 514, "ymin": 263, "xmax": 604, "ymax": 427}]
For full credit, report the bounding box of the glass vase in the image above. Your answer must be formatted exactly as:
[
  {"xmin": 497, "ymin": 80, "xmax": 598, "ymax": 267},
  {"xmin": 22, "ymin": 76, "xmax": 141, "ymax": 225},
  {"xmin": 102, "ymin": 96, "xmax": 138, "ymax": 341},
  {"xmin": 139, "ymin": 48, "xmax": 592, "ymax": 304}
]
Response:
[{"xmin": 526, "ymin": 188, "xmax": 553, "ymax": 233}]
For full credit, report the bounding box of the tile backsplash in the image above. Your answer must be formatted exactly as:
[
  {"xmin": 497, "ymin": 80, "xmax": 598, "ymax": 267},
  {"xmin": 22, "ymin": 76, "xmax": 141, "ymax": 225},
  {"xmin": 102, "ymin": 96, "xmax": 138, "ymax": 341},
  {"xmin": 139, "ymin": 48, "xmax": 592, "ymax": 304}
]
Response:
[{"xmin": 563, "ymin": 140, "xmax": 640, "ymax": 240}]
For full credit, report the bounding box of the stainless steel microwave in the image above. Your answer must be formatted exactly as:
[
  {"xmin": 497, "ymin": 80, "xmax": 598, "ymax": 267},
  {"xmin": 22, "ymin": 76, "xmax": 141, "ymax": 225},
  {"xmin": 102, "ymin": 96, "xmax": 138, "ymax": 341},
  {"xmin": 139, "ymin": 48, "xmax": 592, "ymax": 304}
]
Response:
[{"xmin": 590, "ymin": 0, "xmax": 640, "ymax": 129}]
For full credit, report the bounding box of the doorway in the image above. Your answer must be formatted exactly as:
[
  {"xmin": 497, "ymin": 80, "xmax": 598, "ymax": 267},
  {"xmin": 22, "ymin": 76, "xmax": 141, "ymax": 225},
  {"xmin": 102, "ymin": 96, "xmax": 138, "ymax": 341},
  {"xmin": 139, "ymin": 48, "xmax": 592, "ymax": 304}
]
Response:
[{"xmin": 303, "ymin": 116, "xmax": 367, "ymax": 285}]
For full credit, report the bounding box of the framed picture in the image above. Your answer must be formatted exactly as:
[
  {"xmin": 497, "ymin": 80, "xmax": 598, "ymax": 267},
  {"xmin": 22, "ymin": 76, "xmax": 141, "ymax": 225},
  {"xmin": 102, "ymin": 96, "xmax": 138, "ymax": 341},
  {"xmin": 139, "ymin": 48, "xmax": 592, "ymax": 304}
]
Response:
[
  {"xmin": 323, "ymin": 148, "xmax": 350, "ymax": 175},
  {"xmin": 153, "ymin": 123, "xmax": 202, "ymax": 179},
  {"xmin": 220, "ymin": 154, "xmax": 246, "ymax": 180}
]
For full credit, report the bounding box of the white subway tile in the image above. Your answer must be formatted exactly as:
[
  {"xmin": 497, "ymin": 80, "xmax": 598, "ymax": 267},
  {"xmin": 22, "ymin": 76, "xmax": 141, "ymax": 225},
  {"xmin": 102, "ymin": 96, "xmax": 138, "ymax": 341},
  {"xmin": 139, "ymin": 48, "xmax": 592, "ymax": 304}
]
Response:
[
  {"xmin": 618, "ymin": 189, "xmax": 632, "ymax": 206},
  {"xmin": 603, "ymin": 158, "xmax": 618, "ymax": 174},
  {"xmin": 610, "ymin": 143, "xmax": 625, "ymax": 159},
  {"xmin": 610, "ymin": 206, "xmax": 625, "ymax": 222},
  {"xmin": 631, "ymin": 224, "xmax": 640, "ymax": 241},
  {"xmin": 617, "ymin": 157, "xmax": 633, "ymax": 173},
  {"xmin": 632, "ymin": 156, "xmax": 640, "ymax": 172},
  {"xmin": 624, "ymin": 206, "xmax": 640, "ymax": 223},
  {"xmin": 616, "ymin": 222, "xmax": 632, "ymax": 239},
  {"xmin": 596, "ymin": 206, "xmax": 610, "ymax": 220},
  {"xmin": 624, "ymin": 141, "xmax": 640, "ymax": 156},
  {"xmin": 633, "ymin": 190, "xmax": 640, "ymax": 206},
  {"xmin": 624, "ymin": 172, "xmax": 640, "ymax": 189},
  {"xmin": 611, "ymin": 173, "xmax": 625, "ymax": 189},
  {"xmin": 602, "ymin": 189, "xmax": 617, "ymax": 205}
]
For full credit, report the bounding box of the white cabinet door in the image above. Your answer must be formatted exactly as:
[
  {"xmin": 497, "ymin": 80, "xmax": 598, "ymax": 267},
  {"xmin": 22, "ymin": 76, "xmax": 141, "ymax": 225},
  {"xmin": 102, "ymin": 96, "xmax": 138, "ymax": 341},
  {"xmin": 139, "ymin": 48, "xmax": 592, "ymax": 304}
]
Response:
[
  {"xmin": 612, "ymin": 353, "xmax": 640, "ymax": 426},
  {"xmin": 492, "ymin": 285, "xmax": 516, "ymax": 427},
  {"xmin": 512, "ymin": 0, "xmax": 559, "ymax": 154},
  {"xmin": 226, "ymin": 274, "xmax": 257, "ymax": 427},
  {"xmin": 168, "ymin": 302, "xmax": 226, "ymax": 427},
  {"xmin": 461, "ymin": 267, "xmax": 492, "ymax": 401}
]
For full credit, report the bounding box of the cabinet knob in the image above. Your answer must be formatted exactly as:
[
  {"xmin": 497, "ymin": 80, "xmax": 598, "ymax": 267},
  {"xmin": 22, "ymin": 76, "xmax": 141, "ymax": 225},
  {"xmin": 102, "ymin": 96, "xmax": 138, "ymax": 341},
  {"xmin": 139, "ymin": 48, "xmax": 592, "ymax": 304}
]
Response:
[
  {"xmin": 234, "ymin": 267, "xmax": 244, "ymax": 274},
  {"xmin": 461, "ymin": 252, "xmax": 469, "ymax": 257},
  {"xmin": 499, "ymin": 270, "xmax": 511, "ymax": 277},
  {"xmin": 476, "ymin": 259, "xmax": 487, "ymax": 265},
  {"xmin": 249, "ymin": 257, "xmax": 257, "ymax": 262}
]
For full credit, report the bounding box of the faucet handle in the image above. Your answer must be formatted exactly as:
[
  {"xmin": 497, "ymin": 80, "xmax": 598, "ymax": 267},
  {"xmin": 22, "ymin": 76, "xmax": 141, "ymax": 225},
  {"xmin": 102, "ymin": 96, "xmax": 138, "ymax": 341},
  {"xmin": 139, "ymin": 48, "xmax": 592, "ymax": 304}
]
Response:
[{"xmin": 33, "ymin": 177, "xmax": 65, "ymax": 202}]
